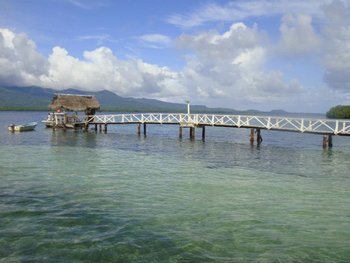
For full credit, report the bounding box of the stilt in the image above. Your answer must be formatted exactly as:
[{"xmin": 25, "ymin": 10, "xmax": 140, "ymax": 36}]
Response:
[
  {"xmin": 99, "ymin": 124, "xmax": 102, "ymax": 132},
  {"xmin": 202, "ymin": 126, "xmax": 206, "ymax": 141},
  {"xmin": 323, "ymin": 135, "xmax": 328, "ymax": 148},
  {"xmin": 137, "ymin": 124, "xmax": 141, "ymax": 136},
  {"xmin": 95, "ymin": 124, "xmax": 98, "ymax": 132},
  {"xmin": 143, "ymin": 123, "xmax": 147, "ymax": 136},
  {"xmin": 104, "ymin": 124, "xmax": 108, "ymax": 133},
  {"xmin": 323, "ymin": 134, "xmax": 333, "ymax": 148},
  {"xmin": 250, "ymin": 128, "xmax": 255, "ymax": 144},
  {"xmin": 256, "ymin": 128, "xmax": 263, "ymax": 144},
  {"xmin": 328, "ymin": 134, "xmax": 333, "ymax": 148},
  {"xmin": 190, "ymin": 127, "xmax": 195, "ymax": 140},
  {"xmin": 179, "ymin": 126, "xmax": 183, "ymax": 139}
]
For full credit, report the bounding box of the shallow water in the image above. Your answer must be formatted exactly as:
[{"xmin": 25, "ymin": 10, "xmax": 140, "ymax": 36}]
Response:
[{"xmin": 0, "ymin": 111, "xmax": 350, "ymax": 262}]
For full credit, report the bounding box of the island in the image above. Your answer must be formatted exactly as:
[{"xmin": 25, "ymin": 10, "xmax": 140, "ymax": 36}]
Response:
[{"xmin": 326, "ymin": 105, "xmax": 350, "ymax": 119}]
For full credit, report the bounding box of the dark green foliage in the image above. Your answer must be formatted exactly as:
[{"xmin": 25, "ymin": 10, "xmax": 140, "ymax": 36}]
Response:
[{"xmin": 326, "ymin": 105, "xmax": 350, "ymax": 119}]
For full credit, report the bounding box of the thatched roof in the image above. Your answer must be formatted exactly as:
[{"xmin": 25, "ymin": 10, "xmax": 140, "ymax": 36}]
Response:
[{"xmin": 49, "ymin": 94, "xmax": 100, "ymax": 112}]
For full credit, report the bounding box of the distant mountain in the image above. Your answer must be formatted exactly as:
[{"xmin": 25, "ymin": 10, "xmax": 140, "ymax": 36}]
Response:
[{"xmin": 0, "ymin": 86, "xmax": 236, "ymax": 113}]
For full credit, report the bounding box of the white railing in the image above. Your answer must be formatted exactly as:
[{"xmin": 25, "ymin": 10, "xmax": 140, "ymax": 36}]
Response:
[{"xmin": 85, "ymin": 113, "xmax": 350, "ymax": 136}]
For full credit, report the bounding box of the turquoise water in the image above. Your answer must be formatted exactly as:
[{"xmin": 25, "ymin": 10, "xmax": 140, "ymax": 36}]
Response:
[{"xmin": 0, "ymin": 112, "xmax": 350, "ymax": 262}]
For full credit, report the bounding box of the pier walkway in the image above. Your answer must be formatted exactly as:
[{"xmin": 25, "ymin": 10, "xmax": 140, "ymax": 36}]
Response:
[{"xmin": 85, "ymin": 113, "xmax": 350, "ymax": 147}]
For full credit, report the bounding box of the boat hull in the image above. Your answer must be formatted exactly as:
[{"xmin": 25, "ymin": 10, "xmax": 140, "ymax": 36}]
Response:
[{"xmin": 8, "ymin": 122, "xmax": 37, "ymax": 132}]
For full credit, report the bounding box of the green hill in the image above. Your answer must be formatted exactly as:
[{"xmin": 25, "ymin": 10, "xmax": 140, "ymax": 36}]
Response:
[
  {"xmin": 0, "ymin": 86, "xmax": 235, "ymax": 113},
  {"xmin": 326, "ymin": 105, "xmax": 350, "ymax": 119}
]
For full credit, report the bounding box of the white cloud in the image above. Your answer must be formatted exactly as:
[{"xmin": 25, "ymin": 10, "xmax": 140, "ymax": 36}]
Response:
[
  {"xmin": 0, "ymin": 25, "xmax": 307, "ymax": 111},
  {"xmin": 0, "ymin": 28, "xmax": 185, "ymax": 101},
  {"xmin": 139, "ymin": 34, "xmax": 171, "ymax": 49},
  {"xmin": 77, "ymin": 34, "xmax": 111, "ymax": 46},
  {"xmin": 41, "ymin": 46, "xmax": 186, "ymax": 99},
  {"xmin": 0, "ymin": 28, "xmax": 49, "ymax": 86},
  {"xmin": 322, "ymin": 0, "xmax": 350, "ymax": 91},
  {"xmin": 177, "ymin": 22, "xmax": 303, "ymax": 108},
  {"xmin": 277, "ymin": 14, "xmax": 321, "ymax": 55},
  {"xmin": 167, "ymin": 0, "xmax": 333, "ymax": 28}
]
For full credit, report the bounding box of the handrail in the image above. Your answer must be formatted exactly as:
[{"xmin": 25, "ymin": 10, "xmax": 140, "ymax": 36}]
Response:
[{"xmin": 85, "ymin": 113, "xmax": 350, "ymax": 136}]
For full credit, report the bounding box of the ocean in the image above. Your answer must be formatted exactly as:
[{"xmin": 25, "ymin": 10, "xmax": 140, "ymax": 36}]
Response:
[{"xmin": 0, "ymin": 111, "xmax": 349, "ymax": 262}]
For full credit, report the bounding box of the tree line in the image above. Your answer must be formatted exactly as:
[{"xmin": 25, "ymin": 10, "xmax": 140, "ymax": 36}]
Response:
[{"xmin": 326, "ymin": 105, "xmax": 350, "ymax": 119}]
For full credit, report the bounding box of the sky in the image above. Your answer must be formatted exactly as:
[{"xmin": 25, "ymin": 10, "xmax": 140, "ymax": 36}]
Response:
[{"xmin": 0, "ymin": 0, "xmax": 350, "ymax": 113}]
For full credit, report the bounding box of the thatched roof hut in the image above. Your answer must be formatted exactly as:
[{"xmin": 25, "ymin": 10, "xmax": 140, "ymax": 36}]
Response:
[{"xmin": 49, "ymin": 94, "xmax": 100, "ymax": 114}]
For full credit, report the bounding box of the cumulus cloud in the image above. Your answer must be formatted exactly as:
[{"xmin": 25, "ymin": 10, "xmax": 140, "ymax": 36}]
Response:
[
  {"xmin": 322, "ymin": 0, "xmax": 350, "ymax": 91},
  {"xmin": 41, "ymin": 46, "xmax": 186, "ymax": 99},
  {"xmin": 0, "ymin": 28, "xmax": 186, "ymax": 101},
  {"xmin": 0, "ymin": 28, "xmax": 49, "ymax": 86},
  {"xmin": 277, "ymin": 14, "xmax": 321, "ymax": 55},
  {"xmin": 178, "ymin": 23, "xmax": 303, "ymax": 107},
  {"xmin": 0, "ymin": 24, "xmax": 306, "ymax": 110}
]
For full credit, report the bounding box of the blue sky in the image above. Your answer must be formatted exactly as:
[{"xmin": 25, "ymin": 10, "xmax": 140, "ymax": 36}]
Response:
[{"xmin": 1, "ymin": 0, "xmax": 350, "ymax": 113}]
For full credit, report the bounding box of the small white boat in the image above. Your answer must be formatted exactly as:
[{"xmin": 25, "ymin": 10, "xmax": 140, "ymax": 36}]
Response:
[{"xmin": 8, "ymin": 122, "xmax": 37, "ymax": 132}]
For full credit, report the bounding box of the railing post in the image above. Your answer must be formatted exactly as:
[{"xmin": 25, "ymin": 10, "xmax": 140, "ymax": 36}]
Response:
[
  {"xmin": 335, "ymin": 120, "xmax": 339, "ymax": 134},
  {"xmin": 301, "ymin": 119, "xmax": 304, "ymax": 132}
]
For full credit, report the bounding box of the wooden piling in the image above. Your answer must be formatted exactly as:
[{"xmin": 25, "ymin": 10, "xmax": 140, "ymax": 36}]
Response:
[
  {"xmin": 179, "ymin": 126, "xmax": 183, "ymax": 139},
  {"xmin": 250, "ymin": 128, "xmax": 255, "ymax": 144},
  {"xmin": 256, "ymin": 128, "xmax": 263, "ymax": 144},
  {"xmin": 95, "ymin": 124, "xmax": 98, "ymax": 132},
  {"xmin": 104, "ymin": 124, "xmax": 108, "ymax": 133},
  {"xmin": 190, "ymin": 127, "xmax": 195, "ymax": 140},
  {"xmin": 323, "ymin": 135, "xmax": 328, "ymax": 148},
  {"xmin": 137, "ymin": 124, "xmax": 141, "ymax": 136},
  {"xmin": 328, "ymin": 134, "xmax": 333, "ymax": 148},
  {"xmin": 323, "ymin": 134, "xmax": 333, "ymax": 148},
  {"xmin": 143, "ymin": 123, "xmax": 147, "ymax": 136},
  {"xmin": 202, "ymin": 126, "xmax": 206, "ymax": 141}
]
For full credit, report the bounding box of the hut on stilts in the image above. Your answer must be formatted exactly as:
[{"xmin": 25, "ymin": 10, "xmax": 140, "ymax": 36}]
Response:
[{"xmin": 43, "ymin": 94, "xmax": 100, "ymax": 129}]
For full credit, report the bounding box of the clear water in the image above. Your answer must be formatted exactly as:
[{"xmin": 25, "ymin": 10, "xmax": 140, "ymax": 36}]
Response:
[{"xmin": 0, "ymin": 111, "xmax": 349, "ymax": 262}]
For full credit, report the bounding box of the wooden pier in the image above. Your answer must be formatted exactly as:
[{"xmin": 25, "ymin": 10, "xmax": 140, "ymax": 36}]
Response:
[{"xmin": 84, "ymin": 113, "xmax": 350, "ymax": 147}]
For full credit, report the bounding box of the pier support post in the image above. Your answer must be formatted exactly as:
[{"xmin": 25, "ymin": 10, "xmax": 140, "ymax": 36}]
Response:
[
  {"xmin": 323, "ymin": 135, "xmax": 333, "ymax": 148},
  {"xmin": 323, "ymin": 135, "xmax": 328, "ymax": 148},
  {"xmin": 190, "ymin": 127, "xmax": 195, "ymax": 140},
  {"xmin": 99, "ymin": 124, "xmax": 102, "ymax": 132},
  {"xmin": 202, "ymin": 126, "xmax": 206, "ymax": 141},
  {"xmin": 94, "ymin": 124, "xmax": 98, "ymax": 132},
  {"xmin": 250, "ymin": 128, "xmax": 255, "ymax": 144},
  {"xmin": 104, "ymin": 124, "xmax": 108, "ymax": 133},
  {"xmin": 137, "ymin": 124, "xmax": 141, "ymax": 136},
  {"xmin": 179, "ymin": 126, "xmax": 183, "ymax": 139},
  {"xmin": 328, "ymin": 135, "xmax": 333, "ymax": 147},
  {"xmin": 143, "ymin": 123, "xmax": 147, "ymax": 136},
  {"xmin": 256, "ymin": 128, "xmax": 263, "ymax": 144}
]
